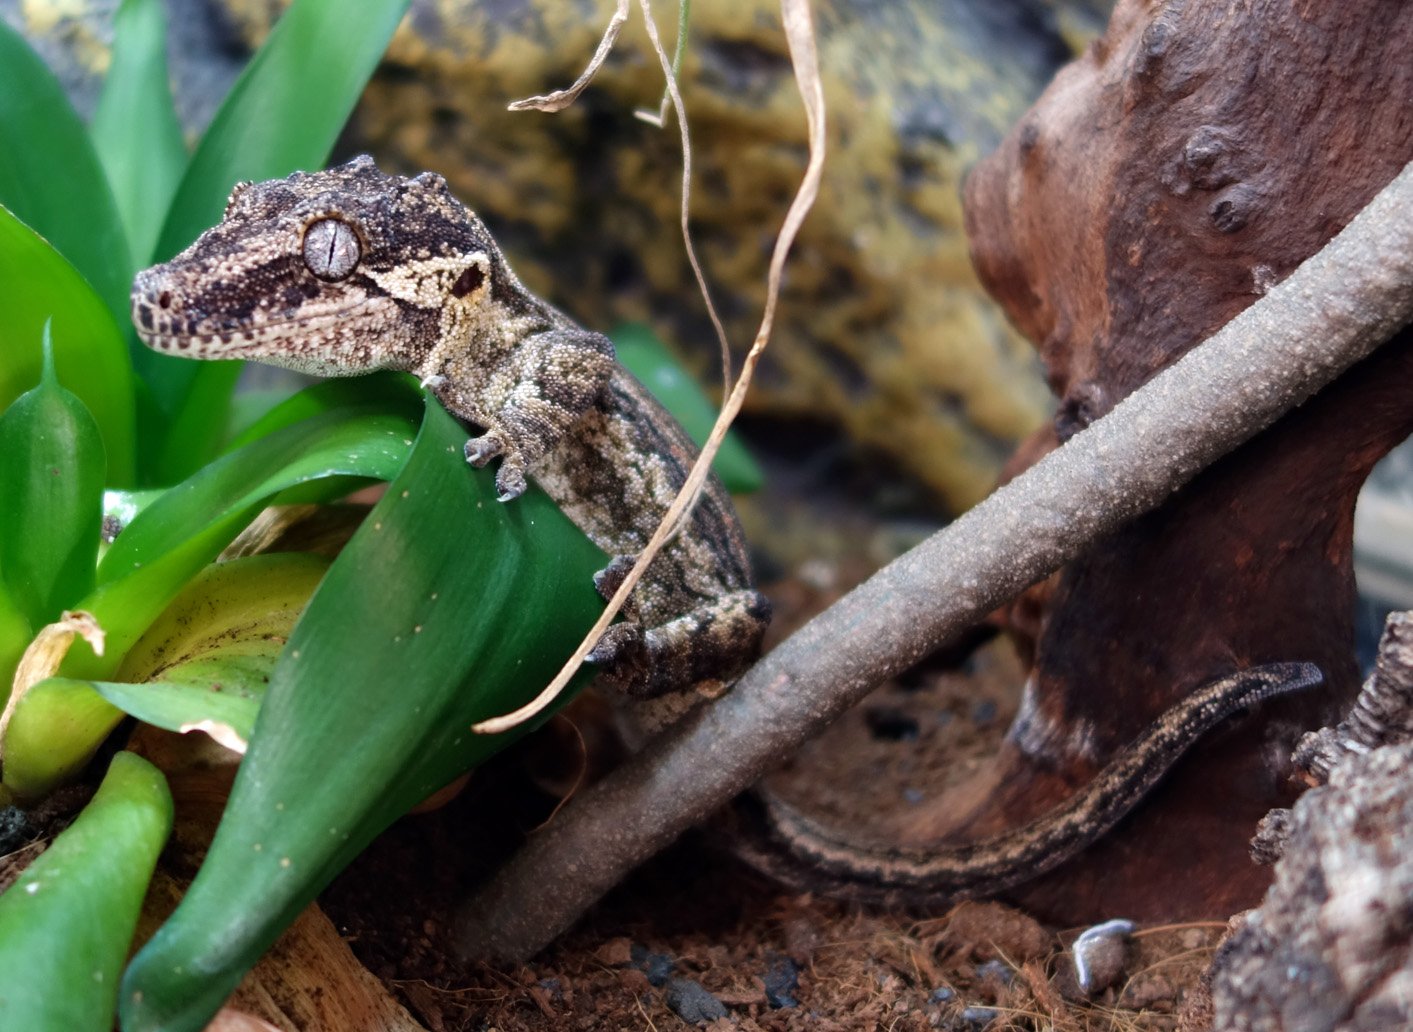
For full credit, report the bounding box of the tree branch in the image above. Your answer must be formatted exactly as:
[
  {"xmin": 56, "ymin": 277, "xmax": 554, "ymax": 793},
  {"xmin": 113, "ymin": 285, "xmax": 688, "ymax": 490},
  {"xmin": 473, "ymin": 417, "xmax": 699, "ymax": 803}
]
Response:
[{"xmin": 456, "ymin": 161, "xmax": 1413, "ymax": 963}]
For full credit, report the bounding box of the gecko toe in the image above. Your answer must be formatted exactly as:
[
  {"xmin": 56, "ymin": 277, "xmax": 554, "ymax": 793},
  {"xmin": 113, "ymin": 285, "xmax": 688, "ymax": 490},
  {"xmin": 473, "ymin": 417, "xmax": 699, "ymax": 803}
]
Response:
[
  {"xmin": 593, "ymin": 554, "xmax": 639, "ymax": 600},
  {"xmin": 586, "ymin": 623, "xmax": 652, "ymax": 695},
  {"xmin": 464, "ymin": 434, "xmax": 504, "ymax": 467},
  {"xmin": 495, "ymin": 465, "xmax": 528, "ymax": 502}
]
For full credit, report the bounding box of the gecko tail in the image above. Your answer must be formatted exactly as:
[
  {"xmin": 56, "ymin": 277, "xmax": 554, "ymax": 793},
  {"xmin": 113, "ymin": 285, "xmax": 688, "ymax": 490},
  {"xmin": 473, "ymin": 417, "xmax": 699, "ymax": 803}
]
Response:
[{"xmin": 726, "ymin": 661, "xmax": 1323, "ymax": 907}]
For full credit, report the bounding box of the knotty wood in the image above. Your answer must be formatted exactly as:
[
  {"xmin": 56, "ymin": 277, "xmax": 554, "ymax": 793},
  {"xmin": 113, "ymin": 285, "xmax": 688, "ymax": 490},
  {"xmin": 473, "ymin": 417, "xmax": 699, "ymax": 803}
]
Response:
[{"xmin": 952, "ymin": 0, "xmax": 1413, "ymax": 921}]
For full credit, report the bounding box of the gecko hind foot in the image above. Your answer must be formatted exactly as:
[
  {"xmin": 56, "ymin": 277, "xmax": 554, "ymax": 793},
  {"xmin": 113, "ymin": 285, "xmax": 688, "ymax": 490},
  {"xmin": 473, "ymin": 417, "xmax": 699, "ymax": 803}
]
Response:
[
  {"xmin": 585, "ymin": 623, "xmax": 652, "ymax": 695},
  {"xmin": 587, "ymin": 590, "xmax": 772, "ymax": 699},
  {"xmin": 494, "ymin": 463, "xmax": 527, "ymax": 502},
  {"xmin": 593, "ymin": 554, "xmax": 638, "ymax": 600}
]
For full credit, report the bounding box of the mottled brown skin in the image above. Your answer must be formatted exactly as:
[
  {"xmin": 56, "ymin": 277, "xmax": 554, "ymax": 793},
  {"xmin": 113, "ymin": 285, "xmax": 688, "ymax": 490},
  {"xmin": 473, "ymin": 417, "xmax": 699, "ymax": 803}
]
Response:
[{"xmin": 131, "ymin": 156, "xmax": 769, "ymax": 698}]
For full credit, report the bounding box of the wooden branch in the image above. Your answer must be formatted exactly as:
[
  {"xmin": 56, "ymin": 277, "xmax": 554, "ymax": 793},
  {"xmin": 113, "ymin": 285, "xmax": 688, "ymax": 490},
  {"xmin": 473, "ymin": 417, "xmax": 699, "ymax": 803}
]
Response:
[{"xmin": 455, "ymin": 162, "xmax": 1413, "ymax": 963}]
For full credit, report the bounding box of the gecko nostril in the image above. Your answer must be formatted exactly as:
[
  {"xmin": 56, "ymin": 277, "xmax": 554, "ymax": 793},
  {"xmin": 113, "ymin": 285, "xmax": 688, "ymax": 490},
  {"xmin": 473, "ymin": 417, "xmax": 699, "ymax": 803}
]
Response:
[{"xmin": 158, "ymin": 291, "xmax": 172, "ymax": 310}]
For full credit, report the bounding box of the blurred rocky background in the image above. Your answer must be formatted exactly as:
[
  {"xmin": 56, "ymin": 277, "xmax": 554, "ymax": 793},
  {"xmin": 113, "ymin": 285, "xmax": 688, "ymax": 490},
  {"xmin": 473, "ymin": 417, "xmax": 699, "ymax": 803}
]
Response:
[{"xmin": 2, "ymin": 0, "xmax": 1118, "ymax": 514}]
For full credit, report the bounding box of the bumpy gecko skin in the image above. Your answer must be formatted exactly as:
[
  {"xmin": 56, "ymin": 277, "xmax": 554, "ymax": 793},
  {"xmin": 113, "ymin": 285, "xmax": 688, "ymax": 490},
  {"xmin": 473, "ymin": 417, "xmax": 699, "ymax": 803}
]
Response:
[{"xmin": 131, "ymin": 156, "xmax": 770, "ymax": 698}]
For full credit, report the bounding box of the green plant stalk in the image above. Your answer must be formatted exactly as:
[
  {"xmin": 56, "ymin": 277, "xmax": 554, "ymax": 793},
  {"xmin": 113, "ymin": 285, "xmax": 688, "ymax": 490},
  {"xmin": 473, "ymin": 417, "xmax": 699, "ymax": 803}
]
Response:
[
  {"xmin": 0, "ymin": 204, "xmax": 137, "ymax": 484},
  {"xmin": 2, "ymin": 678, "xmax": 127, "ymax": 802},
  {"xmin": 0, "ymin": 324, "xmax": 106, "ymax": 629},
  {"xmin": 0, "ymin": 752, "xmax": 172, "ymax": 1031},
  {"xmin": 120, "ymin": 398, "xmax": 605, "ymax": 1032}
]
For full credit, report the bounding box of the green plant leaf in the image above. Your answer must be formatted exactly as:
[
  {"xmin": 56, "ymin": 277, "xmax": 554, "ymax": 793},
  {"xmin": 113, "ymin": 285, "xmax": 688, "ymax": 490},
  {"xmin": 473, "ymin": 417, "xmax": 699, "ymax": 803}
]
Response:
[
  {"xmin": 0, "ymin": 591, "xmax": 31, "ymax": 716},
  {"xmin": 103, "ymin": 488, "xmax": 168, "ymax": 533},
  {"xmin": 0, "ymin": 326, "xmax": 106, "ymax": 628},
  {"xmin": 91, "ymin": 0, "xmax": 188, "ymax": 270},
  {"xmin": 91, "ymin": 677, "xmax": 256, "ymax": 749},
  {"xmin": 224, "ymin": 372, "xmax": 418, "ymax": 452},
  {"xmin": 0, "ymin": 204, "xmax": 138, "ymax": 485},
  {"xmin": 86, "ymin": 401, "xmax": 417, "ymax": 668},
  {"xmin": 0, "ymin": 752, "xmax": 171, "ymax": 1032},
  {"xmin": 0, "ymin": 398, "xmax": 417, "ymax": 801},
  {"xmin": 121, "ymin": 397, "xmax": 606, "ymax": 1032},
  {"xmin": 611, "ymin": 323, "xmax": 764, "ymax": 493},
  {"xmin": 149, "ymin": 0, "xmax": 414, "ymax": 483},
  {"xmin": 92, "ymin": 553, "xmax": 331, "ymax": 748},
  {"xmin": 0, "ymin": 20, "xmax": 133, "ymax": 329}
]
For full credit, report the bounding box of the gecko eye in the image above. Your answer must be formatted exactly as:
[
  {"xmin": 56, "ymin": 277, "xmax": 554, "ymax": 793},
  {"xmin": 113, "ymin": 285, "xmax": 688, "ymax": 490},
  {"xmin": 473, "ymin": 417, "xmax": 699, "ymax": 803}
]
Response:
[{"xmin": 302, "ymin": 218, "xmax": 361, "ymax": 281}]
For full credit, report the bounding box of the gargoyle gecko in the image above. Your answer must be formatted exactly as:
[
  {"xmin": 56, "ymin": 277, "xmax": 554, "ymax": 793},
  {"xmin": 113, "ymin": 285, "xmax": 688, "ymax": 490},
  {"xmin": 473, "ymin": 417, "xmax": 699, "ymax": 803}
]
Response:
[{"xmin": 131, "ymin": 156, "xmax": 1321, "ymax": 906}]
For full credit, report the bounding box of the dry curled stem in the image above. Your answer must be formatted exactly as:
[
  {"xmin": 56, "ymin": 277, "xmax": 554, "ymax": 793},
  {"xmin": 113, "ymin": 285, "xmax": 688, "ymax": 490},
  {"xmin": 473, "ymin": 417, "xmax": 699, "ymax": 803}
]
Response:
[
  {"xmin": 476, "ymin": 0, "xmax": 826, "ymax": 733},
  {"xmin": 459, "ymin": 162, "xmax": 1413, "ymax": 960},
  {"xmin": 506, "ymin": 0, "xmax": 630, "ymax": 113}
]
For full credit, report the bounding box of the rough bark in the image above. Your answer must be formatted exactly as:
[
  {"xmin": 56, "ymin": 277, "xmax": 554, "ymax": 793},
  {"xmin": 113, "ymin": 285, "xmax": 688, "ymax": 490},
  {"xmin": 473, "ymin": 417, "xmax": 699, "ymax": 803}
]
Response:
[
  {"xmin": 1206, "ymin": 611, "xmax": 1413, "ymax": 1030},
  {"xmin": 938, "ymin": 0, "xmax": 1413, "ymax": 922},
  {"xmin": 1211, "ymin": 747, "xmax": 1413, "ymax": 1030},
  {"xmin": 1289, "ymin": 611, "xmax": 1413, "ymax": 787}
]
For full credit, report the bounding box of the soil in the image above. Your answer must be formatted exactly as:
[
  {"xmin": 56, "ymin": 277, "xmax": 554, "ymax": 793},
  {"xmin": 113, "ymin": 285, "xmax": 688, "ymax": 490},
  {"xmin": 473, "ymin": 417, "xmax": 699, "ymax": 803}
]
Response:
[{"xmin": 319, "ymin": 567, "xmax": 1230, "ymax": 1032}]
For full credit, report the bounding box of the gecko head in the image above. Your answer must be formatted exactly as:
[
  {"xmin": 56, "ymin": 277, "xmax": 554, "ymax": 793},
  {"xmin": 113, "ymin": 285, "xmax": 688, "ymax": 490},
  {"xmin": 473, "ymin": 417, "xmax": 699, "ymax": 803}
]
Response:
[{"xmin": 131, "ymin": 155, "xmax": 506, "ymax": 375}]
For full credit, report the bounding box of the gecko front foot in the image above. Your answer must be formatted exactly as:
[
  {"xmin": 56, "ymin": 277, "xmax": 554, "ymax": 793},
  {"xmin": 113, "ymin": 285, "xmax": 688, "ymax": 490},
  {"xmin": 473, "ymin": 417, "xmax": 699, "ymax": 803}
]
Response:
[
  {"xmin": 463, "ymin": 432, "xmax": 504, "ymax": 467},
  {"xmin": 463, "ymin": 432, "xmax": 528, "ymax": 501}
]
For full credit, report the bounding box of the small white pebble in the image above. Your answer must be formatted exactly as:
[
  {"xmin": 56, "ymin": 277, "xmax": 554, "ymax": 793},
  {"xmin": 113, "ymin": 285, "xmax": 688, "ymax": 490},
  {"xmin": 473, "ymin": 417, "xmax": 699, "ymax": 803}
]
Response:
[{"xmin": 1073, "ymin": 918, "xmax": 1136, "ymax": 994}]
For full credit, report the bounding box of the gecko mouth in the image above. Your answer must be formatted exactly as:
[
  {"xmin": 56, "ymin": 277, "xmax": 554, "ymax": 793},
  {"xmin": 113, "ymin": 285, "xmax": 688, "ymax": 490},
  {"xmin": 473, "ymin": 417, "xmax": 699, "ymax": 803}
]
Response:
[
  {"xmin": 130, "ymin": 261, "xmax": 381, "ymax": 356},
  {"xmin": 133, "ymin": 301, "xmax": 376, "ymax": 355}
]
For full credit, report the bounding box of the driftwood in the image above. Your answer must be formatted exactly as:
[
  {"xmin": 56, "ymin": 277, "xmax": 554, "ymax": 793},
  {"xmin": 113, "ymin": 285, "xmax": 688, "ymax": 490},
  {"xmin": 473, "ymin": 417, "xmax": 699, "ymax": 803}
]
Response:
[
  {"xmin": 454, "ymin": 158, "xmax": 1413, "ymax": 961},
  {"xmin": 944, "ymin": 0, "xmax": 1413, "ymax": 922},
  {"xmin": 1206, "ymin": 613, "xmax": 1413, "ymax": 1030}
]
